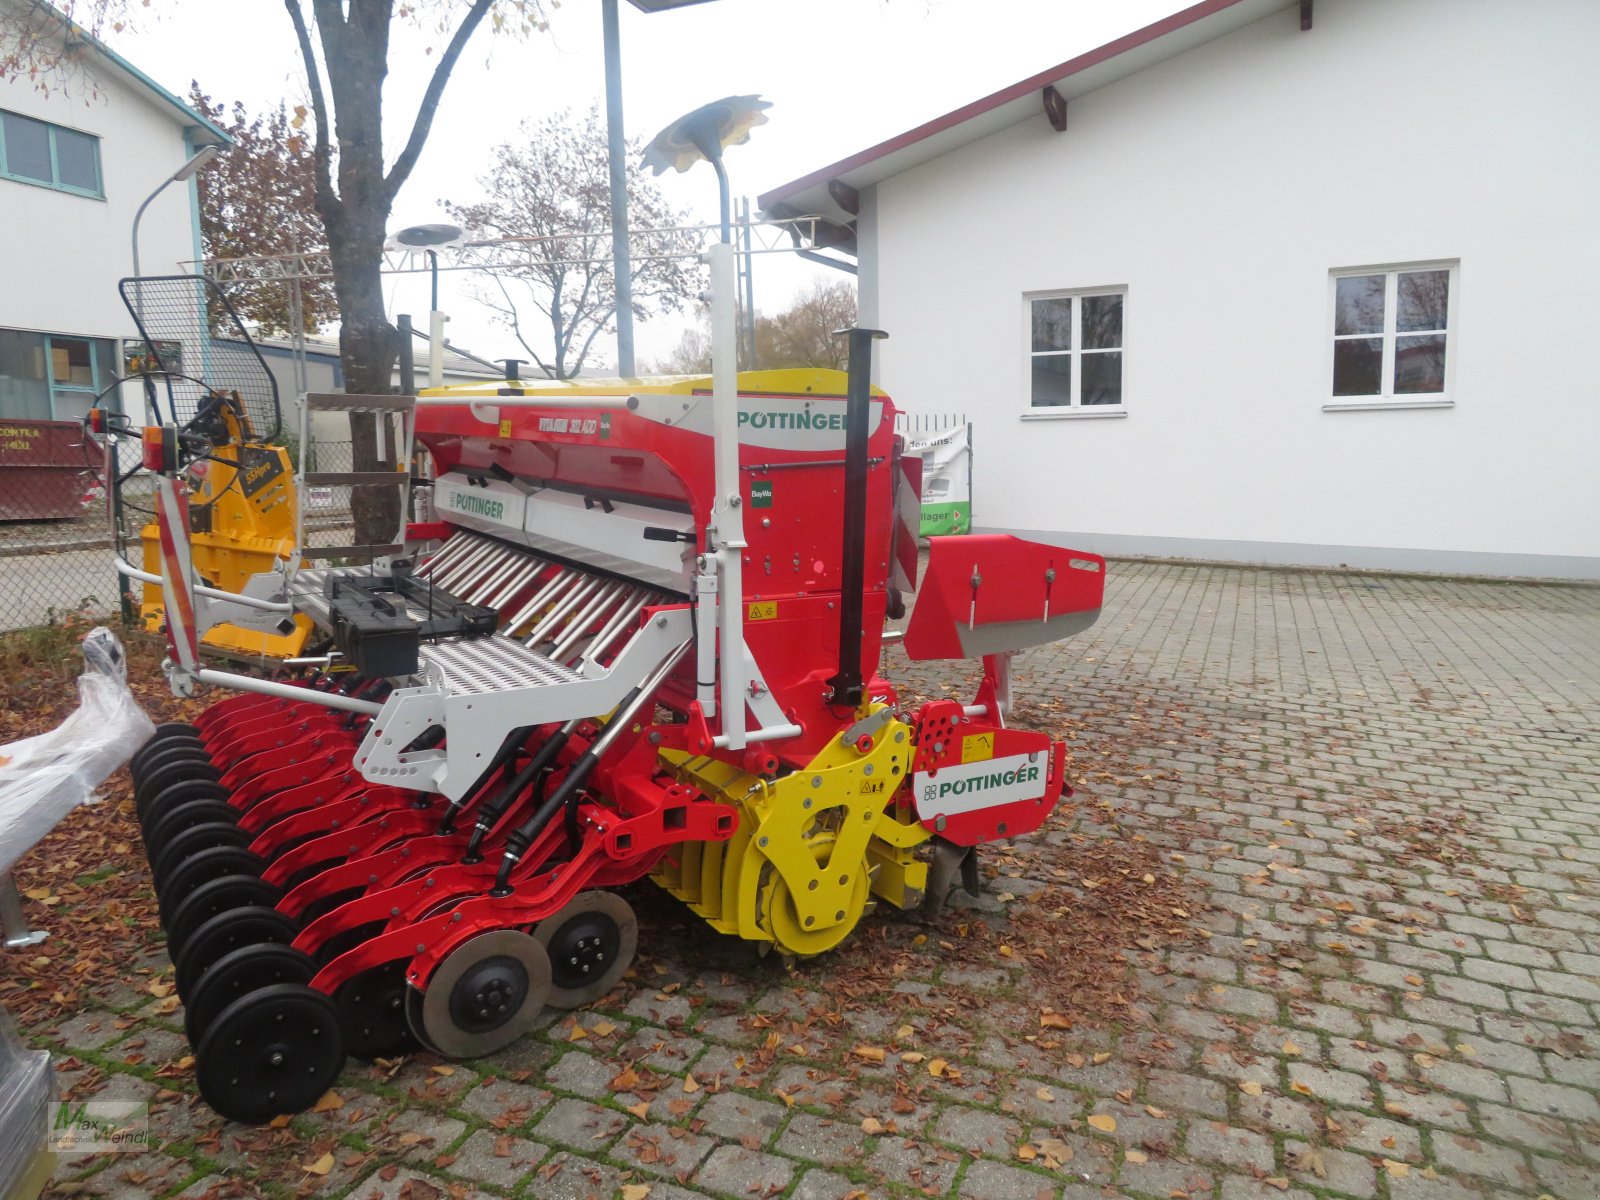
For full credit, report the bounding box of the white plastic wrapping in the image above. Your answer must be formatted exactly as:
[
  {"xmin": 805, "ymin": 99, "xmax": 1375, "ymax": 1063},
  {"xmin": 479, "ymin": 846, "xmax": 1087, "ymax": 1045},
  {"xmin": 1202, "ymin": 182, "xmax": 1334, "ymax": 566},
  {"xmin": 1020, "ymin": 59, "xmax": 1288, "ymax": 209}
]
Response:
[
  {"xmin": 0, "ymin": 628, "xmax": 155, "ymax": 878},
  {"xmin": 0, "ymin": 1006, "xmax": 55, "ymax": 1200}
]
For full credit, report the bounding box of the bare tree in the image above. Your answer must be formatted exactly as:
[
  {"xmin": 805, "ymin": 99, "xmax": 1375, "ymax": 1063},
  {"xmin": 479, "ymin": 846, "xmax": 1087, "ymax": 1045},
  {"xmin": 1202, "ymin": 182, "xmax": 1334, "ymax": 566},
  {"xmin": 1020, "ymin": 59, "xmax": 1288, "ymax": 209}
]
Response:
[
  {"xmin": 651, "ymin": 316, "xmax": 713, "ymax": 375},
  {"xmin": 447, "ymin": 106, "xmax": 703, "ymax": 379},
  {"xmin": 650, "ymin": 278, "xmax": 858, "ymax": 376},
  {"xmin": 754, "ymin": 279, "xmax": 857, "ymax": 370},
  {"xmin": 3, "ymin": 1, "xmax": 551, "ymax": 546},
  {"xmin": 189, "ymin": 84, "xmax": 338, "ymax": 337}
]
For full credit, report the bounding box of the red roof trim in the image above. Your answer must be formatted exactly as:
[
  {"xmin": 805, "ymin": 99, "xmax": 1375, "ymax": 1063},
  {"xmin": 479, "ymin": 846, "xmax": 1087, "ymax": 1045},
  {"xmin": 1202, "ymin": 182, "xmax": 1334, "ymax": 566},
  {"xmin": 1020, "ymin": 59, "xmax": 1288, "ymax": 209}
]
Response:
[{"xmin": 758, "ymin": 0, "xmax": 1253, "ymax": 209}]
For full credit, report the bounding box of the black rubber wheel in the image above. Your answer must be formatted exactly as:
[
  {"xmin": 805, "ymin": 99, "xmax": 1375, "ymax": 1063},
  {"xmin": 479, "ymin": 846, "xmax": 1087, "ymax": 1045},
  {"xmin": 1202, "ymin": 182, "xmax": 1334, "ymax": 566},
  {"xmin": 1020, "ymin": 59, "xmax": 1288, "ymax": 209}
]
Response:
[
  {"xmin": 139, "ymin": 779, "xmax": 232, "ymax": 833},
  {"xmin": 406, "ymin": 931, "xmax": 552, "ymax": 1059},
  {"xmin": 175, "ymin": 906, "xmax": 299, "ymax": 999},
  {"xmin": 533, "ymin": 892, "xmax": 637, "ymax": 1009},
  {"xmin": 145, "ymin": 800, "xmax": 242, "ymax": 865},
  {"xmin": 194, "ymin": 983, "xmax": 345, "ymax": 1123},
  {"xmin": 166, "ymin": 874, "xmax": 285, "ymax": 957},
  {"xmin": 130, "ymin": 724, "xmax": 203, "ymax": 774},
  {"xmin": 134, "ymin": 741, "xmax": 213, "ymax": 783},
  {"xmin": 334, "ymin": 961, "xmax": 422, "ymax": 1061},
  {"xmin": 150, "ymin": 825, "xmax": 246, "ymax": 889},
  {"xmin": 151, "ymin": 823, "xmax": 253, "ymax": 889},
  {"xmin": 131, "ymin": 738, "xmax": 207, "ymax": 784},
  {"xmin": 185, "ymin": 943, "xmax": 316, "ymax": 1046},
  {"xmin": 402, "ymin": 987, "xmax": 440, "ymax": 1056},
  {"xmin": 137, "ymin": 768, "xmax": 228, "ymax": 825},
  {"xmin": 158, "ymin": 847, "xmax": 269, "ymax": 929},
  {"xmin": 135, "ymin": 758, "xmax": 222, "ymax": 815}
]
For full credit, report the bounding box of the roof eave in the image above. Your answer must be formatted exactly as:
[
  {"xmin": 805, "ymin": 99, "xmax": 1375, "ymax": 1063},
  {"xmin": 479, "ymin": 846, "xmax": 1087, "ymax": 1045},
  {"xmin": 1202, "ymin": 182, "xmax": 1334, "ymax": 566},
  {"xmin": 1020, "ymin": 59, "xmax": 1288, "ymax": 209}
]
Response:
[
  {"xmin": 38, "ymin": 3, "xmax": 234, "ymax": 145},
  {"xmin": 758, "ymin": 0, "xmax": 1291, "ymax": 230}
]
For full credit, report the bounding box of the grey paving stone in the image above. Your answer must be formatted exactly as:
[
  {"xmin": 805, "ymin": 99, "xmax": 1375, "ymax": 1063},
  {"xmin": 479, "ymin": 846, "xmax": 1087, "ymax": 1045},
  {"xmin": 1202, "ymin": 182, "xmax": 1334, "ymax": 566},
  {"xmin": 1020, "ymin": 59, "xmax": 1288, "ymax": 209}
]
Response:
[
  {"xmin": 1285, "ymin": 1138, "xmax": 1377, "ymax": 1198},
  {"xmin": 444, "ymin": 1127, "xmax": 548, "ymax": 1190},
  {"xmin": 1278, "ymin": 1060, "xmax": 1371, "ymax": 1108},
  {"xmin": 693, "ymin": 1144, "xmax": 797, "ymax": 1196},
  {"xmin": 518, "ymin": 1151, "xmax": 627, "ymax": 1200},
  {"xmin": 696, "ymin": 1090, "xmax": 787, "ymax": 1143},
  {"xmin": 344, "ymin": 1166, "xmax": 497, "ymax": 1200},
  {"xmin": 1182, "ymin": 1121, "xmax": 1275, "ymax": 1173},
  {"xmin": 610, "ymin": 1121, "xmax": 716, "ymax": 1176},
  {"xmin": 370, "ymin": 1108, "xmax": 468, "ymax": 1163},
  {"xmin": 1432, "ymin": 1132, "xmax": 1531, "ymax": 1188},
  {"xmin": 48, "ymin": 1011, "xmax": 128, "ymax": 1052},
  {"xmin": 533, "ymin": 1097, "xmax": 631, "ymax": 1151},
  {"xmin": 930, "ymin": 1106, "xmax": 1021, "ymax": 1157},
  {"xmin": 1506, "ymin": 1074, "xmax": 1600, "ymax": 1121},
  {"xmin": 866, "ymin": 1133, "xmax": 963, "ymax": 1192},
  {"xmin": 540, "ymin": 1049, "xmax": 614, "ymax": 1100},
  {"xmin": 958, "ymin": 1158, "xmax": 1061, "ymax": 1200},
  {"xmin": 790, "ymin": 1167, "xmax": 867, "ymax": 1200},
  {"xmin": 1145, "ymin": 1068, "xmax": 1229, "ymax": 1119},
  {"xmin": 456, "ymin": 1077, "xmax": 553, "ymax": 1126},
  {"xmin": 623, "ymin": 1026, "xmax": 705, "ymax": 1073},
  {"xmin": 775, "ymin": 1112, "xmax": 868, "ymax": 1168}
]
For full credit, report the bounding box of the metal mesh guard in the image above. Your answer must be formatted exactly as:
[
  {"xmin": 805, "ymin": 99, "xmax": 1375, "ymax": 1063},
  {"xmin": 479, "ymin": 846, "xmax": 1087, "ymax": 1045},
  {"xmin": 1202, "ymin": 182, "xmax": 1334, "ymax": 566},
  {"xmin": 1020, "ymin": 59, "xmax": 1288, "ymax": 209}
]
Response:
[{"xmin": 118, "ymin": 275, "xmax": 281, "ymax": 441}]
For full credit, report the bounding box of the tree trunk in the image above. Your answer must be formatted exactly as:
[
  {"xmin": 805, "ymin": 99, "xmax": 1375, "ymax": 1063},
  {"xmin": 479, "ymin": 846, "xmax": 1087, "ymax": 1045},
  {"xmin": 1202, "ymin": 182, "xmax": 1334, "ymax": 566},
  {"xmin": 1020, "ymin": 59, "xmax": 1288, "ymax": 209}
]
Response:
[
  {"xmin": 327, "ymin": 207, "xmax": 402, "ymax": 551},
  {"xmin": 315, "ymin": 2, "xmax": 401, "ymax": 552}
]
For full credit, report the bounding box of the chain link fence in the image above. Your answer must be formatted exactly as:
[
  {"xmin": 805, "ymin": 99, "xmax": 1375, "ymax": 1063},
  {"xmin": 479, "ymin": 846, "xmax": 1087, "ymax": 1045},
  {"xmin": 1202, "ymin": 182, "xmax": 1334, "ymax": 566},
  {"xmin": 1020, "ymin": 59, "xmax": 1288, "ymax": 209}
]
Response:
[
  {"xmin": 0, "ymin": 435, "xmax": 366, "ymax": 635},
  {"xmin": 0, "ymin": 439, "xmax": 137, "ymax": 634}
]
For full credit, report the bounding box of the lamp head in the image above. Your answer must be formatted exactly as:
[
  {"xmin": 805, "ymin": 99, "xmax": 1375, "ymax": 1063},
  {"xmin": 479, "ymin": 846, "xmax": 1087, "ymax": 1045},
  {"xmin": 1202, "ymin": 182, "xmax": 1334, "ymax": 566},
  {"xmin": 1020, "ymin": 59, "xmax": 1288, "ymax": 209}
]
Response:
[
  {"xmin": 642, "ymin": 95, "xmax": 771, "ymax": 176},
  {"xmin": 172, "ymin": 144, "xmax": 221, "ymax": 182}
]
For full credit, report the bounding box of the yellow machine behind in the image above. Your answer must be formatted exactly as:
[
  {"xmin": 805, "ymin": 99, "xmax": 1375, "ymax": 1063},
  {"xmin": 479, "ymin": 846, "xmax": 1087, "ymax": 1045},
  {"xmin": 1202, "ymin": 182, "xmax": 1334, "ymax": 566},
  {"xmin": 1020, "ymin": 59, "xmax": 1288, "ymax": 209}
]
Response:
[{"xmin": 136, "ymin": 400, "xmax": 313, "ymax": 660}]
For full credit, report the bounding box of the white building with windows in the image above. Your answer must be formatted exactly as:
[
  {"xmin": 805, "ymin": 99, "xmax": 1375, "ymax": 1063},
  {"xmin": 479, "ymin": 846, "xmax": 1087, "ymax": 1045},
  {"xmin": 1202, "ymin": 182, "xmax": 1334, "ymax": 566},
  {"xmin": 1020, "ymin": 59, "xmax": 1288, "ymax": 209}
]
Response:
[
  {"xmin": 0, "ymin": 2, "xmax": 227, "ymax": 426},
  {"xmin": 762, "ymin": 0, "xmax": 1600, "ymax": 580}
]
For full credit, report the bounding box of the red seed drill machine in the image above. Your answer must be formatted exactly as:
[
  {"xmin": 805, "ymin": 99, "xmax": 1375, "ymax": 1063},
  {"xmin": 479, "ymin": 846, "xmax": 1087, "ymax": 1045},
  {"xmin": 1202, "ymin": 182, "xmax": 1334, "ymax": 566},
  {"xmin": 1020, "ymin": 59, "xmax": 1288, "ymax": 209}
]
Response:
[{"xmin": 104, "ymin": 244, "xmax": 1106, "ymax": 1122}]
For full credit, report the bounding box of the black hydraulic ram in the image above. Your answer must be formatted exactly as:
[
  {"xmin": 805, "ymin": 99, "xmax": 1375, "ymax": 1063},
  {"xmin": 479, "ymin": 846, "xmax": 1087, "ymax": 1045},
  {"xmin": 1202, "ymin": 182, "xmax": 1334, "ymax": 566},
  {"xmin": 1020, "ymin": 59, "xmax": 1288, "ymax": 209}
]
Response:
[
  {"xmin": 492, "ymin": 643, "xmax": 692, "ymax": 894},
  {"xmin": 460, "ymin": 719, "xmax": 582, "ymax": 860},
  {"xmin": 826, "ymin": 327, "xmax": 889, "ymax": 710}
]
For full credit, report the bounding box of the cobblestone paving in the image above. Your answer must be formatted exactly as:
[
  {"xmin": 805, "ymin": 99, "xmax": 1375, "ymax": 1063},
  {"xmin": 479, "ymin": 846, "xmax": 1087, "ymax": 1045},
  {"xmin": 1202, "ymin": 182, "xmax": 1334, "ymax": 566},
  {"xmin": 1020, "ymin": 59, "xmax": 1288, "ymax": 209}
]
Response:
[{"xmin": 38, "ymin": 562, "xmax": 1600, "ymax": 1200}]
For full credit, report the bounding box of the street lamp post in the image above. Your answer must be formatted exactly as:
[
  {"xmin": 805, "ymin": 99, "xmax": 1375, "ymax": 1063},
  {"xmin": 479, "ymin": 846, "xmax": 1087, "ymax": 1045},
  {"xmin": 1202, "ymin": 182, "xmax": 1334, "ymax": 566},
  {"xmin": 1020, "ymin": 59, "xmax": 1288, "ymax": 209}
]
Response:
[
  {"xmin": 390, "ymin": 224, "xmax": 465, "ymax": 388},
  {"xmin": 603, "ymin": 0, "xmax": 718, "ymax": 378},
  {"xmin": 131, "ymin": 144, "xmax": 220, "ymax": 286},
  {"xmin": 641, "ymin": 96, "xmax": 768, "ymax": 749}
]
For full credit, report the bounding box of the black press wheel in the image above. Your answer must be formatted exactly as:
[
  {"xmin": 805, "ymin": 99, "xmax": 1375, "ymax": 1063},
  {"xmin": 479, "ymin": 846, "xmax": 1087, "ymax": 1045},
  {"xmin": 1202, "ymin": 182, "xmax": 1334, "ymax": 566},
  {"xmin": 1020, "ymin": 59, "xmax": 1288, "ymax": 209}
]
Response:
[
  {"xmin": 138, "ymin": 777, "xmax": 232, "ymax": 830},
  {"xmin": 135, "ymin": 759, "xmax": 223, "ymax": 815},
  {"xmin": 158, "ymin": 847, "xmax": 269, "ymax": 929},
  {"xmin": 130, "ymin": 724, "xmax": 203, "ymax": 774},
  {"xmin": 151, "ymin": 823, "xmax": 253, "ymax": 889},
  {"xmin": 533, "ymin": 891, "xmax": 637, "ymax": 1009},
  {"xmin": 407, "ymin": 931, "xmax": 552, "ymax": 1059},
  {"xmin": 175, "ymin": 905, "xmax": 299, "ymax": 999},
  {"xmin": 131, "ymin": 741, "xmax": 210, "ymax": 789},
  {"xmin": 194, "ymin": 983, "xmax": 345, "ymax": 1123},
  {"xmin": 144, "ymin": 799, "xmax": 242, "ymax": 864},
  {"xmin": 185, "ymin": 942, "xmax": 317, "ymax": 1046},
  {"xmin": 334, "ymin": 961, "xmax": 422, "ymax": 1061},
  {"xmin": 165, "ymin": 874, "xmax": 285, "ymax": 957}
]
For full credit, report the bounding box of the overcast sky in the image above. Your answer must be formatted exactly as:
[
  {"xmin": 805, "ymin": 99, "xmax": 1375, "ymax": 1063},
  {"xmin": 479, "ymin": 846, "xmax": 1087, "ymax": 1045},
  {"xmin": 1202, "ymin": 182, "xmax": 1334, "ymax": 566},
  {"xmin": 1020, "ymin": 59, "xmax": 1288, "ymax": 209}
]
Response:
[{"xmin": 116, "ymin": 0, "xmax": 1189, "ymax": 371}]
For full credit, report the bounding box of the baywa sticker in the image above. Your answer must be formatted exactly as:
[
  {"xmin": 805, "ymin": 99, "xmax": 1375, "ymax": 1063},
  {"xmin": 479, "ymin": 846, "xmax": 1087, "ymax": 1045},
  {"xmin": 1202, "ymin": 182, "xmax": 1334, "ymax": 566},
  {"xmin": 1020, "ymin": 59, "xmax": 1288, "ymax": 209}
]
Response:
[
  {"xmin": 913, "ymin": 753, "xmax": 1043, "ymax": 819},
  {"xmin": 633, "ymin": 394, "xmax": 883, "ymax": 451}
]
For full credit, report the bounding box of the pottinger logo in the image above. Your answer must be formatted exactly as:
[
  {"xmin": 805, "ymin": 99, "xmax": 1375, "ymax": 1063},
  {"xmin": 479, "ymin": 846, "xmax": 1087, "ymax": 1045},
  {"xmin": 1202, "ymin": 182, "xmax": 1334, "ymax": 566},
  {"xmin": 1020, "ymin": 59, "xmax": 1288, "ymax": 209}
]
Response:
[
  {"xmin": 737, "ymin": 409, "xmax": 847, "ymax": 432},
  {"xmin": 912, "ymin": 752, "xmax": 1044, "ymax": 820},
  {"xmin": 448, "ymin": 491, "xmax": 506, "ymax": 521},
  {"xmin": 921, "ymin": 762, "xmax": 1039, "ymax": 804}
]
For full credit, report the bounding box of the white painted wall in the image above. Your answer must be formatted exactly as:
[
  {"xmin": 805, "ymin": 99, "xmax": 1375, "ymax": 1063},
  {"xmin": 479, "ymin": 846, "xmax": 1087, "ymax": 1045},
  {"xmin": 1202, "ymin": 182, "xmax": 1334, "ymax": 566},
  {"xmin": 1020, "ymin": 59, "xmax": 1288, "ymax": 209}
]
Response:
[
  {"xmin": 1, "ymin": 50, "xmax": 205, "ymax": 419},
  {"xmin": 868, "ymin": 0, "xmax": 1600, "ymax": 577}
]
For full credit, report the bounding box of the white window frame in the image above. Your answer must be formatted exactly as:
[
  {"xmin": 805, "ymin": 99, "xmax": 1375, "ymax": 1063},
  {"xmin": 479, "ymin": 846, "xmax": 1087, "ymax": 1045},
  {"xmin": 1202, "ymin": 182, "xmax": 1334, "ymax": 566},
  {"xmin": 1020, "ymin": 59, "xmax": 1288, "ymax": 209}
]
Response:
[
  {"xmin": 1325, "ymin": 261, "xmax": 1457, "ymax": 412},
  {"xmin": 1021, "ymin": 286, "xmax": 1128, "ymax": 420}
]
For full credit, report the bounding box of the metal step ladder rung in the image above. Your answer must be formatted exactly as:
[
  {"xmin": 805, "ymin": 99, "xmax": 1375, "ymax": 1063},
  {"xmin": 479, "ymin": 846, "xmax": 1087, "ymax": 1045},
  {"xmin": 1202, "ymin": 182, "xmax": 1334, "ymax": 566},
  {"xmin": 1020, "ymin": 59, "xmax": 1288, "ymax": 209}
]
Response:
[{"xmin": 419, "ymin": 636, "xmax": 581, "ymax": 696}]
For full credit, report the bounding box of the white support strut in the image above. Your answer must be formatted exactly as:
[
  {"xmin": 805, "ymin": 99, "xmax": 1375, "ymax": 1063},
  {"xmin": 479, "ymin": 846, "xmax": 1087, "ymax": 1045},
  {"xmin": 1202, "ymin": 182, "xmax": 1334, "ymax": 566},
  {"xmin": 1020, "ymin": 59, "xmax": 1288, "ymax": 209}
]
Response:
[{"xmin": 706, "ymin": 241, "xmax": 747, "ymax": 750}]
